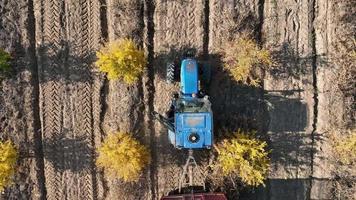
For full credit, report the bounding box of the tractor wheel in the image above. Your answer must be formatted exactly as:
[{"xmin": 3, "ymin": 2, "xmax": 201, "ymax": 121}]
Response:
[
  {"xmin": 166, "ymin": 62, "xmax": 175, "ymax": 84},
  {"xmin": 201, "ymin": 62, "xmax": 211, "ymax": 85}
]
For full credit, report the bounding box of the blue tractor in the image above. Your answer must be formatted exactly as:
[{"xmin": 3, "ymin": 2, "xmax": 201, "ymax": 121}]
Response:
[
  {"xmin": 154, "ymin": 52, "xmax": 227, "ymax": 199},
  {"xmin": 153, "ymin": 52, "xmax": 213, "ymax": 149}
]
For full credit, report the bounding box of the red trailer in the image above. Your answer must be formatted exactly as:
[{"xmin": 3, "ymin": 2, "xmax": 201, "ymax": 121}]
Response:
[{"xmin": 161, "ymin": 193, "xmax": 227, "ymax": 200}]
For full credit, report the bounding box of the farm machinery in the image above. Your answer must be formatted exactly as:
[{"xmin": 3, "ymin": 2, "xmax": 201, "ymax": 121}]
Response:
[{"xmin": 152, "ymin": 51, "xmax": 227, "ymax": 199}]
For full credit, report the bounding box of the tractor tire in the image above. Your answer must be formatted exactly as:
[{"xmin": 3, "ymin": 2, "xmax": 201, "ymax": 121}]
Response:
[
  {"xmin": 166, "ymin": 62, "xmax": 175, "ymax": 84},
  {"xmin": 201, "ymin": 62, "xmax": 211, "ymax": 85}
]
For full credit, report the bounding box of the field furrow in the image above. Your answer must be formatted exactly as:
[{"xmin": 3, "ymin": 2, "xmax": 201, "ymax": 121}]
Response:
[
  {"xmin": 104, "ymin": 0, "xmax": 147, "ymax": 199},
  {"xmin": 0, "ymin": 0, "xmax": 45, "ymax": 198},
  {"xmin": 35, "ymin": 0, "xmax": 66, "ymax": 199}
]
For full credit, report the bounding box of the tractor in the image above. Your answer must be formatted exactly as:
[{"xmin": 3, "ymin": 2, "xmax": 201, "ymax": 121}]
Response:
[
  {"xmin": 152, "ymin": 50, "xmax": 213, "ymax": 149},
  {"xmin": 153, "ymin": 50, "xmax": 227, "ymax": 200}
]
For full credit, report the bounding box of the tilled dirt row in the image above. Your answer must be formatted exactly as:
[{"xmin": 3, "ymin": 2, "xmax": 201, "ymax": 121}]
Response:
[
  {"xmin": 0, "ymin": 0, "xmax": 354, "ymax": 199},
  {"xmin": 33, "ymin": 0, "xmax": 104, "ymax": 199},
  {"xmin": 0, "ymin": 0, "xmax": 43, "ymax": 198}
]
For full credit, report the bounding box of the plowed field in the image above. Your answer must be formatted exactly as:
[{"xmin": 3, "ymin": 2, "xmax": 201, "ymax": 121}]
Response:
[{"xmin": 0, "ymin": 0, "xmax": 354, "ymax": 200}]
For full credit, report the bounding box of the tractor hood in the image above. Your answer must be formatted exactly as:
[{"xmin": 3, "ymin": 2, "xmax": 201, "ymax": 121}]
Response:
[{"xmin": 180, "ymin": 59, "xmax": 198, "ymax": 96}]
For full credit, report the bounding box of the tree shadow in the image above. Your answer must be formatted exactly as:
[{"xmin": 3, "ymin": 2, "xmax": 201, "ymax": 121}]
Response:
[
  {"xmin": 203, "ymin": 45, "xmax": 323, "ymax": 199},
  {"xmin": 1, "ymin": 39, "xmax": 105, "ymax": 85},
  {"xmin": 36, "ymin": 41, "xmax": 98, "ymax": 84},
  {"xmin": 339, "ymin": 1, "xmax": 356, "ymax": 30},
  {"xmin": 108, "ymin": 178, "xmax": 150, "ymax": 200},
  {"xmin": 269, "ymin": 42, "xmax": 328, "ymax": 81},
  {"xmin": 265, "ymin": 94, "xmax": 307, "ymax": 132},
  {"xmin": 239, "ymin": 178, "xmax": 335, "ymax": 200},
  {"xmin": 42, "ymin": 131, "xmax": 95, "ymax": 173}
]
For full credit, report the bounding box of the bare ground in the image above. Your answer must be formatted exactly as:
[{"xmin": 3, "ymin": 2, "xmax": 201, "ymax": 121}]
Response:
[{"xmin": 0, "ymin": 0, "xmax": 355, "ymax": 200}]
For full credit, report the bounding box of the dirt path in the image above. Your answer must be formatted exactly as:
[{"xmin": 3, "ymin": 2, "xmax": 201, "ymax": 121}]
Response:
[{"xmin": 261, "ymin": 0, "xmax": 316, "ymax": 198}]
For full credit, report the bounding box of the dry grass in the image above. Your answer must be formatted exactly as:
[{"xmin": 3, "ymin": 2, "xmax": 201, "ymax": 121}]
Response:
[
  {"xmin": 96, "ymin": 132, "xmax": 150, "ymax": 182},
  {"xmin": 331, "ymin": 129, "xmax": 356, "ymax": 166},
  {"xmin": 329, "ymin": 128, "xmax": 356, "ymax": 200},
  {"xmin": 330, "ymin": 39, "xmax": 356, "ymax": 95},
  {"xmin": 95, "ymin": 39, "xmax": 147, "ymax": 84},
  {"xmin": 221, "ymin": 36, "xmax": 274, "ymax": 87}
]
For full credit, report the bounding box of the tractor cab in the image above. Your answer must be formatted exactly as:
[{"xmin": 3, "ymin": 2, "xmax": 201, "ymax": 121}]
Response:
[{"xmin": 168, "ymin": 97, "xmax": 213, "ymax": 149}]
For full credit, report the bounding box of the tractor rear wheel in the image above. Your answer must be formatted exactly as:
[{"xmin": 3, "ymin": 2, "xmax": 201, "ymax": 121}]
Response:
[{"xmin": 166, "ymin": 62, "xmax": 175, "ymax": 83}]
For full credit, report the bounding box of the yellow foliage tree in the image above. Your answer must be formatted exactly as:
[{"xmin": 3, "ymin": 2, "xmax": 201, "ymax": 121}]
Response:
[
  {"xmin": 96, "ymin": 132, "xmax": 151, "ymax": 182},
  {"xmin": 222, "ymin": 37, "xmax": 273, "ymax": 87},
  {"xmin": 95, "ymin": 39, "xmax": 147, "ymax": 84},
  {"xmin": 333, "ymin": 129, "xmax": 356, "ymax": 165},
  {"xmin": 215, "ymin": 130, "xmax": 270, "ymax": 187},
  {"xmin": 0, "ymin": 140, "xmax": 18, "ymax": 192}
]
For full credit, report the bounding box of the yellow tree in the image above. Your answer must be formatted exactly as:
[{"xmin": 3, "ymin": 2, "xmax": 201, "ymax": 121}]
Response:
[
  {"xmin": 215, "ymin": 130, "xmax": 270, "ymax": 187},
  {"xmin": 0, "ymin": 140, "xmax": 18, "ymax": 191},
  {"xmin": 221, "ymin": 37, "xmax": 273, "ymax": 87},
  {"xmin": 95, "ymin": 39, "xmax": 147, "ymax": 84},
  {"xmin": 96, "ymin": 132, "xmax": 151, "ymax": 182}
]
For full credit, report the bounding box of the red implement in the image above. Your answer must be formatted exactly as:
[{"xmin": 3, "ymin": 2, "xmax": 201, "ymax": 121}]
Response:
[{"xmin": 161, "ymin": 193, "xmax": 227, "ymax": 200}]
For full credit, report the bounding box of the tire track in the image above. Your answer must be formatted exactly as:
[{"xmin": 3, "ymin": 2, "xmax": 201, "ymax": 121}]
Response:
[
  {"xmin": 42, "ymin": 83, "xmax": 64, "ymax": 200},
  {"xmin": 74, "ymin": 0, "xmax": 102, "ymax": 199},
  {"xmin": 261, "ymin": 0, "xmax": 317, "ymax": 198},
  {"xmin": 65, "ymin": 1, "xmax": 81, "ymax": 198},
  {"xmin": 35, "ymin": 0, "xmax": 66, "ymax": 199},
  {"xmin": 79, "ymin": 1, "xmax": 95, "ymax": 199},
  {"xmin": 187, "ymin": 0, "xmax": 197, "ymax": 47},
  {"xmin": 92, "ymin": 75, "xmax": 106, "ymax": 200}
]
